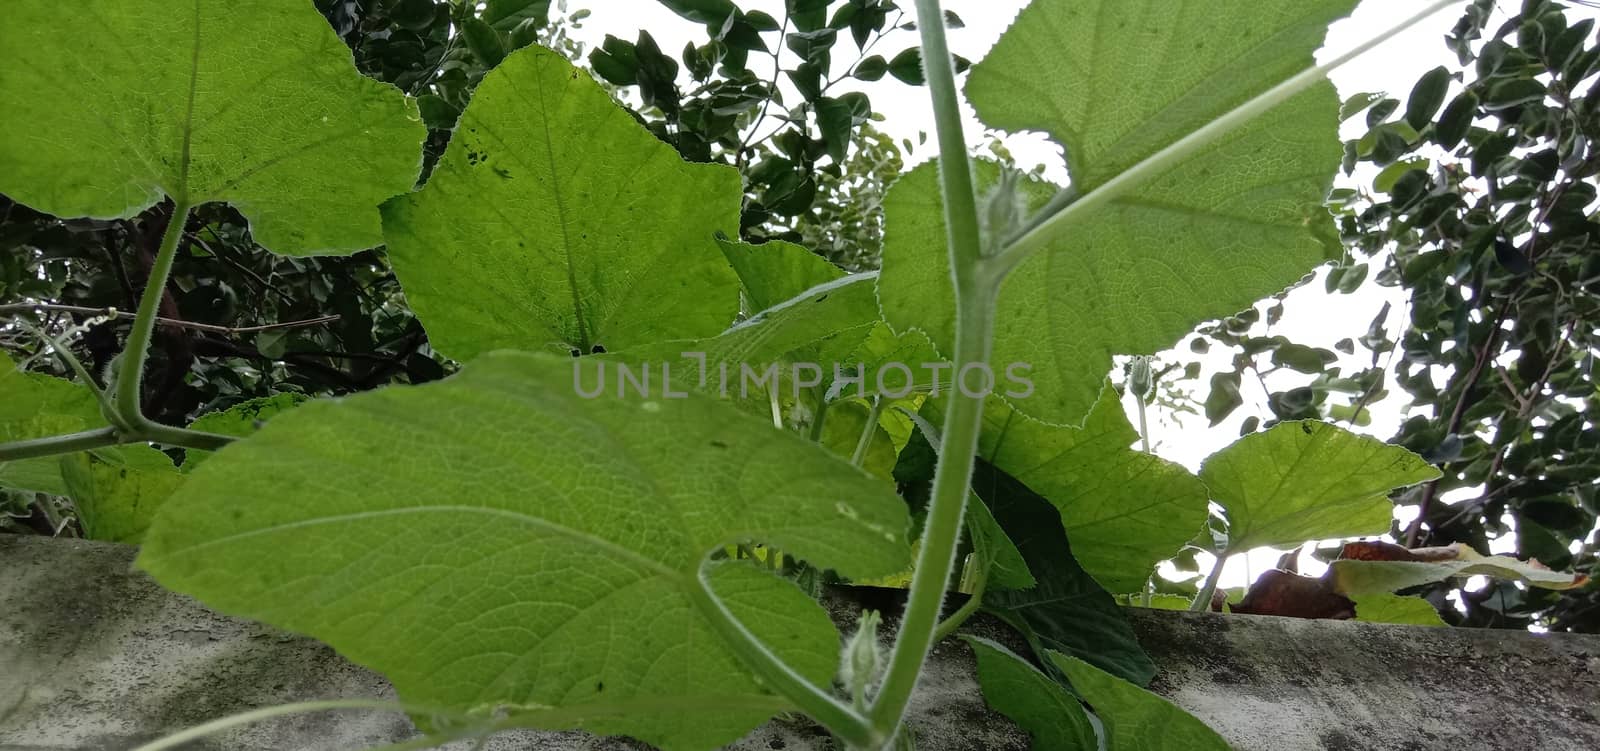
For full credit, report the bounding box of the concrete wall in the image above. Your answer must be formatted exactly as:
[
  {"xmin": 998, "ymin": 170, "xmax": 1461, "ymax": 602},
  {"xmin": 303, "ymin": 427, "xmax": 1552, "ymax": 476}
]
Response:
[{"xmin": 2, "ymin": 535, "xmax": 1596, "ymax": 750}]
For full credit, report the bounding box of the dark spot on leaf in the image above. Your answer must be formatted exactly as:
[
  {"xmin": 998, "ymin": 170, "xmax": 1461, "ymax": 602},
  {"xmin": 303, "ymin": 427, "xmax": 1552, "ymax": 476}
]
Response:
[
  {"xmin": 570, "ymin": 348, "xmax": 582, "ymax": 358},
  {"xmin": 595, "ymin": 681, "xmax": 604, "ymax": 692},
  {"xmin": 711, "ymin": 440, "xmax": 728, "ymax": 449},
  {"xmin": 492, "ymin": 166, "xmax": 512, "ymax": 180},
  {"xmin": 814, "ymin": 294, "xmax": 829, "ymax": 302},
  {"xmin": 1301, "ymin": 422, "xmax": 1314, "ymax": 434},
  {"xmin": 590, "ymin": 344, "xmax": 606, "ymax": 354}
]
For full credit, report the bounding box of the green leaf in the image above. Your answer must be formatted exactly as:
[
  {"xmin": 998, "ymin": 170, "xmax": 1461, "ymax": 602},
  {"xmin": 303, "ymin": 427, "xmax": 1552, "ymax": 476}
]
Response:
[
  {"xmin": 966, "ymin": 493, "xmax": 1037, "ymax": 591},
  {"xmin": 0, "ymin": 352, "xmax": 103, "ymax": 495},
  {"xmin": 61, "ymin": 449, "xmax": 183, "ymax": 543},
  {"xmin": 886, "ymin": 0, "xmax": 1353, "ymax": 425},
  {"xmin": 1200, "ymin": 421, "xmax": 1438, "ymax": 553},
  {"xmin": 974, "ymin": 459, "xmax": 1156, "ymax": 686},
  {"xmin": 1271, "ymin": 343, "xmax": 1335, "ymax": 373},
  {"xmin": 964, "ymin": 637, "xmax": 1095, "ymax": 750},
  {"xmin": 484, "ymin": 0, "xmax": 552, "ymax": 31},
  {"xmin": 1434, "ymin": 91, "xmax": 1479, "ymax": 149},
  {"xmin": 1352, "ymin": 594, "xmax": 1445, "ymax": 626},
  {"xmin": 1203, "ymin": 371, "xmax": 1243, "ymax": 427},
  {"xmin": 462, "ymin": 17, "xmax": 507, "ymax": 68},
  {"xmin": 139, "ymin": 351, "xmax": 910, "ymax": 749},
  {"xmin": 1048, "ymin": 652, "xmax": 1231, "ymax": 751},
  {"xmin": 1339, "ymin": 91, "xmax": 1385, "ymax": 122},
  {"xmin": 887, "ymin": 47, "xmax": 925, "ymax": 85},
  {"xmin": 1404, "ymin": 65, "xmax": 1452, "ymax": 131},
  {"xmin": 1373, "ymin": 158, "xmax": 1429, "ymax": 194},
  {"xmin": 1330, "ymin": 543, "xmax": 1589, "ymax": 596},
  {"xmin": 183, "ymin": 393, "xmax": 308, "ymax": 470},
  {"xmin": 955, "ymin": 390, "xmax": 1208, "ymax": 592},
  {"xmin": 819, "ymin": 400, "xmax": 897, "ymax": 480},
  {"xmin": 382, "ymin": 46, "xmax": 742, "ymax": 360},
  {"xmin": 0, "ymin": 0, "xmax": 425, "ymax": 255},
  {"xmin": 853, "ymin": 55, "xmax": 889, "ymax": 82},
  {"xmin": 717, "ymin": 238, "xmax": 844, "ymax": 312},
  {"xmin": 654, "ymin": 0, "xmax": 738, "ymax": 25},
  {"xmin": 606, "ymin": 274, "xmax": 883, "ymax": 415}
]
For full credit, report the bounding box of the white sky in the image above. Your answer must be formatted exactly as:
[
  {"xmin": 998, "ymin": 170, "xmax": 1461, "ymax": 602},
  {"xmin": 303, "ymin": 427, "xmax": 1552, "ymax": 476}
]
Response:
[{"xmin": 570, "ymin": 1, "xmax": 1598, "ymax": 592}]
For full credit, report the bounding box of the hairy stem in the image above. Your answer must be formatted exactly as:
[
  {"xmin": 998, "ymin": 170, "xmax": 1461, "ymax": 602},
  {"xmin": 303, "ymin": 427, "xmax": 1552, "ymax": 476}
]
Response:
[
  {"xmin": 869, "ymin": 0, "xmax": 993, "ymax": 740},
  {"xmin": 931, "ymin": 557, "xmax": 989, "ymax": 644},
  {"xmin": 0, "ymin": 427, "xmax": 120, "ymax": 462},
  {"xmin": 115, "ymin": 200, "xmax": 193, "ymax": 428},
  {"xmin": 129, "ymin": 699, "xmax": 412, "ymax": 751},
  {"xmin": 687, "ymin": 563, "xmax": 874, "ymax": 747},
  {"xmin": 1190, "ymin": 553, "xmax": 1227, "ymax": 612},
  {"xmin": 849, "ymin": 397, "xmax": 886, "ymax": 467}
]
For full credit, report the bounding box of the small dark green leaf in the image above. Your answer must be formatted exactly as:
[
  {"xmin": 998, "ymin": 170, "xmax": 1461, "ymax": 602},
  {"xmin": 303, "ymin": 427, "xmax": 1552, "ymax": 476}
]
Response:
[
  {"xmin": 1366, "ymin": 97, "xmax": 1400, "ymax": 126},
  {"xmin": 1204, "ymin": 371, "xmax": 1243, "ymax": 427},
  {"xmin": 1483, "ymin": 78, "xmax": 1546, "ymax": 110},
  {"xmin": 654, "ymin": 0, "xmax": 737, "ymax": 25},
  {"xmin": 1434, "ymin": 90, "xmax": 1479, "ymax": 149},
  {"xmin": 1338, "ymin": 262, "xmax": 1369, "ymax": 293},
  {"xmin": 1339, "ymin": 91, "xmax": 1384, "ymax": 122},
  {"xmin": 483, "ymin": 0, "xmax": 551, "ymax": 31},
  {"xmin": 853, "ymin": 55, "xmax": 888, "ymax": 81},
  {"xmin": 888, "ymin": 47, "xmax": 924, "ymax": 85},
  {"xmin": 1405, "ymin": 66, "xmax": 1452, "ymax": 130},
  {"xmin": 416, "ymin": 94, "xmax": 462, "ymax": 130},
  {"xmin": 1493, "ymin": 237, "xmax": 1533, "ymax": 275},
  {"xmin": 589, "ymin": 35, "xmax": 640, "ymax": 85},
  {"xmin": 1272, "ymin": 343, "xmax": 1336, "ymax": 373},
  {"xmin": 462, "ymin": 18, "xmax": 507, "ymax": 68}
]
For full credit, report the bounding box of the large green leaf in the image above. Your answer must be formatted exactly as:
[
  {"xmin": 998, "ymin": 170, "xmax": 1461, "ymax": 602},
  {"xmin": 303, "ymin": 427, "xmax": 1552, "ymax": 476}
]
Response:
[
  {"xmin": 718, "ymin": 237, "xmax": 845, "ymax": 312},
  {"xmin": 61, "ymin": 450, "xmax": 183, "ymax": 543},
  {"xmin": 881, "ymin": 0, "xmax": 1354, "ymax": 424},
  {"xmin": 1200, "ymin": 421, "xmax": 1438, "ymax": 553},
  {"xmin": 382, "ymin": 46, "xmax": 742, "ymax": 360},
  {"xmin": 183, "ymin": 393, "xmax": 307, "ymax": 470},
  {"xmin": 964, "ymin": 636, "xmax": 1095, "ymax": 750},
  {"xmin": 957, "ymin": 389, "xmax": 1208, "ymax": 592},
  {"xmin": 0, "ymin": 0, "xmax": 424, "ymax": 254},
  {"xmin": 138, "ymin": 351, "xmax": 910, "ymax": 750},
  {"xmin": 1048, "ymin": 652, "xmax": 1230, "ymax": 751},
  {"xmin": 0, "ymin": 352, "xmax": 102, "ymax": 494},
  {"xmin": 608, "ymin": 273, "xmax": 937, "ymax": 421},
  {"xmin": 974, "ymin": 459, "xmax": 1155, "ymax": 686}
]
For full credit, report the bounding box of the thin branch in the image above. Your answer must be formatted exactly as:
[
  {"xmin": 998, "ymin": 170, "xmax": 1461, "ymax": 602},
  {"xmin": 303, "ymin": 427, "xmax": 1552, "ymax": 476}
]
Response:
[
  {"xmin": 1, "ymin": 304, "xmax": 339, "ymax": 337},
  {"xmin": 1405, "ymin": 304, "xmax": 1508, "ymax": 546}
]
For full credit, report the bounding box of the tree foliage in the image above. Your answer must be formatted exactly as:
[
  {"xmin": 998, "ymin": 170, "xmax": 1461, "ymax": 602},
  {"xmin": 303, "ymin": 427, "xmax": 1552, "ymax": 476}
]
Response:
[{"xmin": 1174, "ymin": 0, "xmax": 1600, "ymax": 632}]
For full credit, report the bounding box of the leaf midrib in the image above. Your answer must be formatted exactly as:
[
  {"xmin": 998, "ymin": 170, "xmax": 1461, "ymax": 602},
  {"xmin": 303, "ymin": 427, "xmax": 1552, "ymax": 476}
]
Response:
[{"xmin": 154, "ymin": 504, "xmax": 679, "ymax": 578}]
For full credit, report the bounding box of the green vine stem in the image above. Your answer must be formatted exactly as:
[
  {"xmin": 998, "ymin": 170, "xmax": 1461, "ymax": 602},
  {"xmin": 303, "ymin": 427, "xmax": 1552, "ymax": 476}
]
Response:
[
  {"xmin": 869, "ymin": 0, "xmax": 994, "ymax": 738},
  {"xmin": 849, "ymin": 396, "xmax": 886, "ymax": 467},
  {"xmin": 931, "ymin": 554, "xmax": 989, "ymax": 644},
  {"xmin": 687, "ymin": 562, "xmax": 876, "ymax": 747},
  {"xmin": 114, "ymin": 199, "xmax": 192, "ymax": 428},
  {"xmin": 0, "ymin": 197, "xmax": 238, "ymax": 460},
  {"xmin": 130, "ymin": 699, "xmax": 413, "ymax": 751},
  {"xmin": 0, "ymin": 427, "xmax": 121, "ymax": 461},
  {"xmin": 1190, "ymin": 552, "xmax": 1227, "ymax": 612}
]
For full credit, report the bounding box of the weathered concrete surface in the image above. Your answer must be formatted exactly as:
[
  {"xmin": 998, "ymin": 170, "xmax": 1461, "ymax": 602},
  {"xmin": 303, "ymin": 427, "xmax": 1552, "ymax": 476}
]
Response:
[
  {"xmin": 2, "ymin": 534, "xmax": 1598, "ymax": 750},
  {"xmin": 1126, "ymin": 605, "xmax": 1600, "ymax": 751},
  {"xmin": 0, "ymin": 535, "xmax": 1024, "ymax": 751}
]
